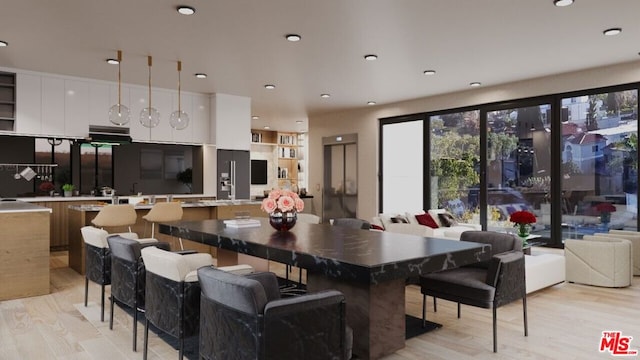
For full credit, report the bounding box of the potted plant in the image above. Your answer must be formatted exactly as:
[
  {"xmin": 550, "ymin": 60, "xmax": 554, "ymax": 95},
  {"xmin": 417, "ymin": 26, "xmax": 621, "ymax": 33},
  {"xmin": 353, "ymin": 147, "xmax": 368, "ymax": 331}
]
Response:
[
  {"xmin": 176, "ymin": 168, "xmax": 193, "ymax": 193},
  {"xmin": 62, "ymin": 183, "xmax": 75, "ymax": 197}
]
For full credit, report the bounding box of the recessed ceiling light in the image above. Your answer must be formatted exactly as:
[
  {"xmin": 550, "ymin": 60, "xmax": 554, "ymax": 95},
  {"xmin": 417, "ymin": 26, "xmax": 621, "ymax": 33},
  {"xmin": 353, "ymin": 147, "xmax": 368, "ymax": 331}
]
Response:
[
  {"xmin": 285, "ymin": 34, "xmax": 301, "ymax": 42},
  {"xmin": 194, "ymin": 73, "xmax": 207, "ymax": 79},
  {"xmin": 0, "ymin": 40, "xmax": 8, "ymax": 47},
  {"xmin": 367, "ymin": 101, "xmax": 376, "ymax": 105},
  {"xmin": 470, "ymin": 82, "xmax": 482, "ymax": 87},
  {"xmin": 423, "ymin": 70, "xmax": 436, "ymax": 76},
  {"xmin": 364, "ymin": 54, "xmax": 378, "ymax": 61},
  {"xmin": 177, "ymin": 6, "xmax": 195, "ymax": 15},
  {"xmin": 320, "ymin": 94, "xmax": 331, "ymax": 98},
  {"xmin": 264, "ymin": 84, "xmax": 276, "ymax": 90},
  {"xmin": 106, "ymin": 58, "xmax": 119, "ymax": 65},
  {"xmin": 603, "ymin": 28, "xmax": 622, "ymax": 36},
  {"xmin": 263, "ymin": 126, "xmax": 270, "ymax": 130},
  {"xmin": 553, "ymin": 0, "xmax": 574, "ymax": 7},
  {"xmin": 252, "ymin": 116, "xmax": 259, "ymax": 120}
]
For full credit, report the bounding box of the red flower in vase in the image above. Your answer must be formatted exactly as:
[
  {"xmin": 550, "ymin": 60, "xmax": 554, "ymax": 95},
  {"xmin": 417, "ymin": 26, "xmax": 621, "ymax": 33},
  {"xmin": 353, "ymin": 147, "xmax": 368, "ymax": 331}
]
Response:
[
  {"xmin": 594, "ymin": 202, "xmax": 616, "ymax": 214},
  {"xmin": 509, "ymin": 210, "xmax": 537, "ymax": 225}
]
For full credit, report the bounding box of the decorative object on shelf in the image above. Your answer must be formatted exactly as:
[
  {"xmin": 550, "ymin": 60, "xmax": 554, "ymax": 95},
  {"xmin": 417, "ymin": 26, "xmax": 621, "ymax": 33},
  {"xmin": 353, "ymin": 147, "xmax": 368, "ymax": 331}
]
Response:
[
  {"xmin": 594, "ymin": 202, "xmax": 616, "ymax": 225},
  {"xmin": 169, "ymin": 60, "xmax": 189, "ymax": 130},
  {"xmin": 509, "ymin": 210, "xmax": 537, "ymax": 245},
  {"xmin": 261, "ymin": 189, "xmax": 304, "ymax": 231},
  {"xmin": 108, "ymin": 50, "xmax": 131, "ymax": 126},
  {"xmin": 62, "ymin": 183, "xmax": 75, "ymax": 197},
  {"xmin": 140, "ymin": 55, "xmax": 160, "ymax": 128}
]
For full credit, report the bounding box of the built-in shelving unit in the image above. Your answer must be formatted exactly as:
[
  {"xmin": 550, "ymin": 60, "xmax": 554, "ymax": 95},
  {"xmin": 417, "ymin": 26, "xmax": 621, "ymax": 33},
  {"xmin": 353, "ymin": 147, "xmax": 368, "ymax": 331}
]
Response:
[
  {"xmin": 0, "ymin": 72, "xmax": 16, "ymax": 131},
  {"xmin": 250, "ymin": 129, "xmax": 306, "ymax": 194}
]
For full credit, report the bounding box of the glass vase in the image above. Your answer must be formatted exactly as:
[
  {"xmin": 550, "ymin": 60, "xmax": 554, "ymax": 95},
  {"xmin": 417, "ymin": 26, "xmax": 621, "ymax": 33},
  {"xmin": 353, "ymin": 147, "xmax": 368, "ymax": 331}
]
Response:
[{"xmin": 269, "ymin": 211, "xmax": 297, "ymax": 232}]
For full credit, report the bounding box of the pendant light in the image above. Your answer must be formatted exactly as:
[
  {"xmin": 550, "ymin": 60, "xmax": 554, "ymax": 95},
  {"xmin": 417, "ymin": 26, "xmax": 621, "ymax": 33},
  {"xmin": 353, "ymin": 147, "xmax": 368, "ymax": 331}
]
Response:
[
  {"xmin": 140, "ymin": 55, "xmax": 160, "ymax": 128},
  {"xmin": 108, "ymin": 50, "xmax": 131, "ymax": 126},
  {"xmin": 169, "ymin": 60, "xmax": 190, "ymax": 130}
]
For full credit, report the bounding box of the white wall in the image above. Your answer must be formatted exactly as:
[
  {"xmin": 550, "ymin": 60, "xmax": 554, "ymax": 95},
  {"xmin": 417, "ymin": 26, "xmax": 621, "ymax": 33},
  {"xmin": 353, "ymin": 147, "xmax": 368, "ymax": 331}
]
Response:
[{"xmin": 308, "ymin": 60, "xmax": 640, "ymax": 223}]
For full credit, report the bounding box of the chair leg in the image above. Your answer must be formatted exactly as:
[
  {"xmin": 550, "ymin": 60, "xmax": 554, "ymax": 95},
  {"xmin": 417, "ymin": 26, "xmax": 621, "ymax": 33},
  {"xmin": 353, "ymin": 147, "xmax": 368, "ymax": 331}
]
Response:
[
  {"xmin": 493, "ymin": 307, "xmax": 498, "ymax": 353},
  {"xmin": 179, "ymin": 336, "xmax": 184, "ymax": 360},
  {"xmin": 84, "ymin": 277, "xmax": 89, "ymax": 307},
  {"xmin": 133, "ymin": 307, "xmax": 138, "ymax": 352},
  {"xmin": 523, "ymin": 296, "xmax": 528, "ymax": 337},
  {"xmin": 457, "ymin": 302, "xmax": 461, "ymax": 318},
  {"xmin": 109, "ymin": 296, "xmax": 114, "ymax": 330},
  {"xmin": 143, "ymin": 318, "xmax": 149, "ymax": 360},
  {"xmin": 179, "ymin": 237, "xmax": 185, "ymax": 251},
  {"xmin": 433, "ymin": 296, "xmax": 437, "ymax": 312},
  {"xmin": 100, "ymin": 284, "xmax": 106, "ymax": 322}
]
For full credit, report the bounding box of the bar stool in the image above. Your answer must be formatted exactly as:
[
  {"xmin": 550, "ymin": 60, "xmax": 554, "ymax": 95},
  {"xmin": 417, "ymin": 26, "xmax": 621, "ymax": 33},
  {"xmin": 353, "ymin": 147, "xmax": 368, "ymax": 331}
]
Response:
[
  {"xmin": 142, "ymin": 201, "xmax": 185, "ymax": 250},
  {"xmin": 283, "ymin": 213, "xmax": 321, "ymax": 292},
  {"xmin": 91, "ymin": 204, "xmax": 139, "ymax": 234}
]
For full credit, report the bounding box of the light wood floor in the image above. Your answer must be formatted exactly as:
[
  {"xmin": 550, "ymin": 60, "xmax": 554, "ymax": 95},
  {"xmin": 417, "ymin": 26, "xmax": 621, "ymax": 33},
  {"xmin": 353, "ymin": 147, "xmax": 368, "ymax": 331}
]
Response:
[{"xmin": 1, "ymin": 251, "xmax": 639, "ymax": 359}]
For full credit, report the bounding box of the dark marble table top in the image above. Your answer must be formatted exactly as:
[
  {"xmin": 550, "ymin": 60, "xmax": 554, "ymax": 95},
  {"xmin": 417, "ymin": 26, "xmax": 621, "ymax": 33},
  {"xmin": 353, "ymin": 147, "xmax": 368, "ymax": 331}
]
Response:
[{"xmin": 160, "ymin": 218, "xmax": 491, "ymax": 284}]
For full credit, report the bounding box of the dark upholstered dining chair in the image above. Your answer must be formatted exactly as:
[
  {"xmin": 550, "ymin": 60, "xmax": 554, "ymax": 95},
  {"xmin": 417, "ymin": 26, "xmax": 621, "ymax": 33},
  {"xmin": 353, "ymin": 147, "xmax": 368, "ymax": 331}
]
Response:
[
  {"xmin": 140, "ymin": 246, "xmax": 254, "ymax": 360},
  {"xmin": 197, "ymin": 267, "xmax": 353, "ymax": 360},
  {"xmin": 419, "ymin": 230, "xmax": 527, "ymax": 353},
  {"xmin": 106, "ymin": 235, "xmax": 170, "ymax": 351}
]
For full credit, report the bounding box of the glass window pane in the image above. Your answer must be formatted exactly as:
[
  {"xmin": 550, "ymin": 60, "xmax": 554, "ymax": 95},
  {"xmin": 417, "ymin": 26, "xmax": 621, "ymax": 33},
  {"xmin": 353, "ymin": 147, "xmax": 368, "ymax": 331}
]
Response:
[
  {"xmin": 430, "ymin": 111, "xmax": 480, "ymax": 223},
  {"xmin": 561, "ymin": 90, "xmax": 638, "ymax": 236},
  {"xmin": 486, "ymin": 105, "xmax": 551, "ymax": 237},
  {"xmin": 80, "ymin": 143, "xmax": 113, "ymax": 194},
  {"xmin": 35, "ymin": 138, "xmax": 70, "ymax": 195}
]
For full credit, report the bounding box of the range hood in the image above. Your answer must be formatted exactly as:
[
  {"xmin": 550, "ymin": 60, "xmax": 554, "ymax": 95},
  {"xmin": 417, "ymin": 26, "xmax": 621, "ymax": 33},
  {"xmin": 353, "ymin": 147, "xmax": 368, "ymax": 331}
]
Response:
[{"xmin": 85, "ymin": 125, "xmax": 132, "ymax": 144}]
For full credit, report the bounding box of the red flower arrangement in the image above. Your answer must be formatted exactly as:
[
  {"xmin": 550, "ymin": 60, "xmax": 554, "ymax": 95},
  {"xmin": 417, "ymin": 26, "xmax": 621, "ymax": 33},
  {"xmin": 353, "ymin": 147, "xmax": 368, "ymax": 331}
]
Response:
[
  {"xmin": 594, "ymin": 202, "xmax": 616, "ymax": 213},
  {"xmin": 509, "ymin": 210, "xmax": 537, "ymax": 224},
  {"xmin": 509, "ymin": 210, "xmax": 537, "ymax": 241},
  {"xmin": 39, "ymin": 181, "xmax": 55, "ymax": 193}
]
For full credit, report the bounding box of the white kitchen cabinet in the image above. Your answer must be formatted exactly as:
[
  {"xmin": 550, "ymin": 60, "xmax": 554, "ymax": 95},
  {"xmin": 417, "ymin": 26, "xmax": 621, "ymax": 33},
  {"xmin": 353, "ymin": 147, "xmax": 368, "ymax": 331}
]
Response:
[
  {"xmin": 211, "ymin": 93, "xmax": 251, "ymax": 150},
  {"xmin": 191, "ymin": 94, "xmax": 210, "ymax": 144},
  {"xmin": 15, "ymin": 73, "xmax": 42, "ymax": 134},
  {"xmin": 41, "ymin": 76, "xmax": 65, "ymax": 136},
  {"xmin": 149, "ymin": 89, "xmax": 172, "ymax": 142},
  {"xmin": 127, "ymin": 86, "xmax": 149, "ymax": 141},
  {"xmin": 64, "ymin": 80, "xmax": 89, "ymax": 137},
  {"xmin": 88, "ymin": 83, "xmax": 110, "ymax": 127},
  {"xmin": 170, "ymin": 92, "xmax": 193, "ymax": 144}
]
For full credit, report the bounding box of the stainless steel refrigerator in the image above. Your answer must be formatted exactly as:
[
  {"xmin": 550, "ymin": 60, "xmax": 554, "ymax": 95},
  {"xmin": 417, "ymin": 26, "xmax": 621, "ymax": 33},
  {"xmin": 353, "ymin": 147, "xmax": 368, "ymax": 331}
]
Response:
[{"xmin": 217, "ymin": 149, "xmax": 250, "ymax": 200}]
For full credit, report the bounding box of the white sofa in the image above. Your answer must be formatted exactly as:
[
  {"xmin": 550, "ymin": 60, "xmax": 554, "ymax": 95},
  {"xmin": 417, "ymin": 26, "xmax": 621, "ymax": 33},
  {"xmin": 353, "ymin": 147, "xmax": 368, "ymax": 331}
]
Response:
[
  {"xmin": 525, "ymin": 253, "xmax": 565, "ymax": 294},
  {"xmin": 372, "ymin": 209, "xmax": 480, "ymax": 240}
]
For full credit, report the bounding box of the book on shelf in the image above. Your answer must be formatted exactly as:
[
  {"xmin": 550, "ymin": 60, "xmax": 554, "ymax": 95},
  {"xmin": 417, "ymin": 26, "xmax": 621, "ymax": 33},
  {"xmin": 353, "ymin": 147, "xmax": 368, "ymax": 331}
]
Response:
[{"xmin": 223, "ymin": 218, "xmax": 261, "ymax": 228}]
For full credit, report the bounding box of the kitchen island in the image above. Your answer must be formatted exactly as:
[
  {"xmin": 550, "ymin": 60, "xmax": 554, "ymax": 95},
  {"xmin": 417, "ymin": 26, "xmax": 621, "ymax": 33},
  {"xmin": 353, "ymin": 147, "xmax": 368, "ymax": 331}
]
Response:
[
  {"xmin": 67, "ymin": 199, "xmax": 264, "ymax": 274},
  {"xmin": 0, "ymin": 201, "xmax": 51, "ymax": 300}
]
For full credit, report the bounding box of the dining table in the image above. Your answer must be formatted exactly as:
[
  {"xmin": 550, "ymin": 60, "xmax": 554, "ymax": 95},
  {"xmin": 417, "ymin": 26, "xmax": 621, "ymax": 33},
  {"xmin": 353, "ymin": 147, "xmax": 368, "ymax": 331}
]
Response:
[{"xmin": 160, "ymin": 218, "xmax": 491, "ymax": 360}]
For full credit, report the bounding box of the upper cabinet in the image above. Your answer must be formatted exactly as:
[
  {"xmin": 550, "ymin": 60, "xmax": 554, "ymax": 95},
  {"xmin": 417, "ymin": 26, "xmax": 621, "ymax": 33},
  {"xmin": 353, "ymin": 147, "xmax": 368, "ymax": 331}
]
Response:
[
  {"xmin": 0, "ymin": 72, "xmax": 16, "ymax": 131},
  {"xmin": 11, "ymin": 68, "xmax": 211, "ymax": 144},
  {"xmin": 15, "ymin": 73, "xmax": 40, "ymax": 134}
]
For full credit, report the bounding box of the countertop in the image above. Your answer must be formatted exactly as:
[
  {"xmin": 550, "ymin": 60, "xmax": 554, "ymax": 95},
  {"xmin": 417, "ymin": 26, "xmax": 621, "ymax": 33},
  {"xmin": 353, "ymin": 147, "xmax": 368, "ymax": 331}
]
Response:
[
  {"xmin": 7, "ymin": 194, "xmax": 216, "ymax": 203},
  {"xmin": 0, "ymin": 201, "xmax": 53, "ymax": 213},
  {"xmin": 69, "ymin": 199, "xmax": 262, "ymax": 212}
]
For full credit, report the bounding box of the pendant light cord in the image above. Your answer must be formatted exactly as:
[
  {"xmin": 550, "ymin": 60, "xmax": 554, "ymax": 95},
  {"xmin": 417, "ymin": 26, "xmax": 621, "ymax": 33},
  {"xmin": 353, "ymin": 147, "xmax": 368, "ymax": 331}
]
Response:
[
  {"xmin": 147, "ymin": 55, "xmax": 152, "ymax": 110},
  {"xmin": 177, "ymin": 61, "xmax": 182, "ymax": 112},
  {"xmin": 117, "ymin": 50, "xmax": 122, "ymax": 110}
]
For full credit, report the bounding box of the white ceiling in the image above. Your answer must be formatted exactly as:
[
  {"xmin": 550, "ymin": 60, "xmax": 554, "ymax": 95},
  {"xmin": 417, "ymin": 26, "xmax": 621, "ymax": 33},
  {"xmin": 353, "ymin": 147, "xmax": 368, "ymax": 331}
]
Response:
[{"xmin": 1, "ymin": 0, "xmax": 639, "ymax": 132}]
